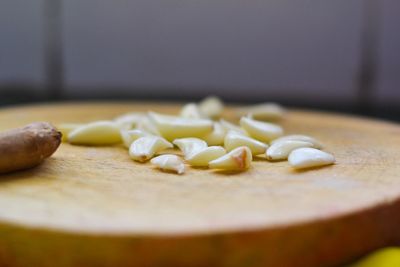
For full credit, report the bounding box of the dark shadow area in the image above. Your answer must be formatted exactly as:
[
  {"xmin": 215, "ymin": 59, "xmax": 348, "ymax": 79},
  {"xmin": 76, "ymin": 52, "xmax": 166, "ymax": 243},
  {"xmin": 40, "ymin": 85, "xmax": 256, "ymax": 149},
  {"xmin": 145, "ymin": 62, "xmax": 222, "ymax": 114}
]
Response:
[
  {"xmin": 0, "ymin": 161, "xmax": 51, "ymax": 184},
  {"xmin": 1, "ymin": 87, "xmax": 399, "ymax": 123}
]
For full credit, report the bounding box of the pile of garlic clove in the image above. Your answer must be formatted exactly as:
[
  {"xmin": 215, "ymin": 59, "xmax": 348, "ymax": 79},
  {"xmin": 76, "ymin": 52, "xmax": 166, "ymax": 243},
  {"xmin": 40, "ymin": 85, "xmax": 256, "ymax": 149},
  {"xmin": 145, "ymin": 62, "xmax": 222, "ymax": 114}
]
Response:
[{"xmin": 58, "ymin": 96, "xmax": 335, "ymax": 174}]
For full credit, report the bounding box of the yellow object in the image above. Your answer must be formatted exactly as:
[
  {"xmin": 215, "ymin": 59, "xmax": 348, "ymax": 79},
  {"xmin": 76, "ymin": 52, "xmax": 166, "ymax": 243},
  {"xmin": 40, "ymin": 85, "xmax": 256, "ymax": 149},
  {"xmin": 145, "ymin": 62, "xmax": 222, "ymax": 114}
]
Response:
[{"xmin": 350, "ymin": 247, "xmax": 400, "ymax": 267}]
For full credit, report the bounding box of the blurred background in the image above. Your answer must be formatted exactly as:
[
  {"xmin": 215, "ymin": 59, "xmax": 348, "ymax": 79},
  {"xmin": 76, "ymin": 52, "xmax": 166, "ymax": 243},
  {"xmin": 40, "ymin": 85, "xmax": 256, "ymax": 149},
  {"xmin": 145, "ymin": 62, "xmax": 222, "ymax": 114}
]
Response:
[{"xmin": 1, "ymin": 0, "xmax": 399, "ymax": 121}]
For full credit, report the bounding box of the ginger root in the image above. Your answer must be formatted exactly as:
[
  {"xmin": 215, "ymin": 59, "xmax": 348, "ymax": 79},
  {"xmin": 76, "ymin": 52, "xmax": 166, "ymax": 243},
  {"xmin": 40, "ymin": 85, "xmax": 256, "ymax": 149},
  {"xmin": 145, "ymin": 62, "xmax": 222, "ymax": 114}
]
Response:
[{"xmin": 0, "ymin": 122, "xmax": 62, "ymax": 174}]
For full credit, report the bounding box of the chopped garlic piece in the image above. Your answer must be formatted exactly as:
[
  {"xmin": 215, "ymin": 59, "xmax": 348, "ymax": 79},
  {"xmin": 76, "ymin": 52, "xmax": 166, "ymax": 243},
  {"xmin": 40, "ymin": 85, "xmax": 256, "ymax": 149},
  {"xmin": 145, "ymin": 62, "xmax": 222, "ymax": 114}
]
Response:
[
  {"xmin": 149, "ymin": 112, "xmax": 213, "ymax": 141},
  {"xmin": 220, "ymin": 119, "xmax": 247, "ymax": 135},
  {"xmin": 240, "ymin": 117, "xmax": 283, "ymax": 143},
  {"xmin": 68, "ymin": 121, "xmax": 121, "ymax": 145},
  {"xmin": 198, "ymin": 96, "xmax": 224, "ymax": 119},
  {"xmin": 120, "ymin": 129, "xmax": 150, "ymax": 148},
  {"xmin": 270, "ymin": 134, "xmax": 322, "ymax": 149},
  {"xmin": 129, "ymin": 136, "xmax": 173, "ymax": 162},
  {"xmin": 173, "ymin": 138, "xmax": 208, "ymax": 159},
  {"xmin": 57, "ymin": 123, "xmax": 84, "ymax": 142},
  {"xmin": 237, "ymin": 103, "xmax": 285, "ymax": 121},
  {"xmin": 266, "ymin": 140, "xmax": 314, "ymax": 160},
  {"xmin": 288, "ymin": 148, "xmax": 335, "ymax": 169},
  {"xmin": 224, "ymin": 131, "xmax": 268, "ymax": 156},
  {"xmin": 151, "ymin": 154, "xmax": 185, "ymax": 174},
  {"xmin": 202, "ymin": 122, "xmax": 226, "ymax": 146},
  {"xmin": 113, "ymin": 112, "xmax": 144, "ymax": 130},
  {"xmin": 186, "ymin": 146, "xmax": 226, "ymax": 167},
  {"xmin": 209, "ymin": 146, "xmax": 252, "ymax": 171},
  {"xmin": 180, "ymin": 103, "xmax": 203, "ymax": 119}
]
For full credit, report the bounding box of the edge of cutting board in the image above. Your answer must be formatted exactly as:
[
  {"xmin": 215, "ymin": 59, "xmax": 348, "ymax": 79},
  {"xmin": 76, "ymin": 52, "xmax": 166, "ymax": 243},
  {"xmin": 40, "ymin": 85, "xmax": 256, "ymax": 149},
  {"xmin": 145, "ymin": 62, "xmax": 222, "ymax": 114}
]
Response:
[{"xmin": 0, "ymin": 101, "xmax": 400, "ymax": 267}]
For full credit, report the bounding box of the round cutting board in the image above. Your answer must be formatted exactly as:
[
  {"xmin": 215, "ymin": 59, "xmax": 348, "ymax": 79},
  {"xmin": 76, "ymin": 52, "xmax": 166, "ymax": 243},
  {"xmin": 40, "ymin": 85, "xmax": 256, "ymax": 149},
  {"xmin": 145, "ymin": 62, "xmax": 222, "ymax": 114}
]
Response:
[{"xmin": 0, "ymin": 102, "xmax": 399, "ymax": 267}]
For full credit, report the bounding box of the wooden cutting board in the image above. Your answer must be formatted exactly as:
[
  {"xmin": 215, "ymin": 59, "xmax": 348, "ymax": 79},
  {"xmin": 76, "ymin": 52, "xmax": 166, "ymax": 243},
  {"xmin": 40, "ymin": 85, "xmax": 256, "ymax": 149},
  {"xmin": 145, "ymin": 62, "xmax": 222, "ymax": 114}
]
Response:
[{"xmin": 0, "ymin": 102, "xmax": 399, "ymax": 267}]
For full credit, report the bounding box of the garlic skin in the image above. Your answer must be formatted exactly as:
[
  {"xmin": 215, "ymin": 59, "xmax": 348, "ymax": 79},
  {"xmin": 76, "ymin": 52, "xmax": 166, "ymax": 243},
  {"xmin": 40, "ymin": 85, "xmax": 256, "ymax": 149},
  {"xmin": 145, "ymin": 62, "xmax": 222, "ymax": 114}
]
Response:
[
  {"xmin": 129, "ymin": 136, "xmax": 173, "ymax": 162},
  {"xmin": 237, "ymin": 103, "xmax": 285, "ymax": 121},
  {"xmin": 202, "ymin": 122, "xmax": 227, "ymax": 146},
  {"xmin": 224, "ymin": 131, "xmax": 268, "ymax": 156},
  {"xmin": 186, "ymin": 146, "xmax": 226, "ymax": 167},
  {"xmin": 270, "ymin": 134, "xmax": 322, "ymax": 149},
  {"xmin": 198, "ymin": 96, "xmax": 224, "ymax": 119},
  {"xmin": 240, "ymin": 117, "xmax": 283, "ymax": 143},
  {"xmin": 151, "ymin": 154, "xmax": 185, "ymax": 174},
  {"xmin": 68, "ymin": 121, "xmax": 122, "ymax": 146},
  {"xmin": 209, "ymin": 146, "xmax": 252, "ymax": 171},
  {"xmin": 173, "ymin": 138, "xmax": 208, "ymax": 159},
  {"xmin": 149, "ymin": 112, "xmax": 213, "ymax": 141},
  {"xmin": 180, "ymin": 103, "xmax": 203, "ymax": 119},
  {"xmin": 288, "ymin": 148, "xmax": 335, "ymax": 169},
  {"xmin": 120, "ymin": 129, "xmax": 150, "ymax": 148},
  {"xmin": 266, "ymin": 140, "xmax": 314, "ymax": 161}
]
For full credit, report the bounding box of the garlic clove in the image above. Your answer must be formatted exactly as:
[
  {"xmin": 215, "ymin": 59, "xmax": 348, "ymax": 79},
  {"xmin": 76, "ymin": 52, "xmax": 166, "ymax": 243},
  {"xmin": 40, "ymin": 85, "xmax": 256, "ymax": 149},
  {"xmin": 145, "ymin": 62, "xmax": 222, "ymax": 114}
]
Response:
[
  {"xmin": 288, "ymin": 148, "xmax": 335, "ymax": 169},
  {"xmin": 135, "ymin": 115, "xmax": 161, "ymax": 136},
  {"xmin": 237, "ymin": 103, "xmax": 285, "ymax": 121},
  {"xmin": 186, "ymin": 146, "xmax": 226, "ymax": 167},
  {"xmin": 151, "ymin": 154, "xmax": 185, "ymax": 174},
  {"xmin": 57, "ymin": 123, "xmax": 84, "ymax": 142},
  {"xmin": 149, "ymin": 112, "xmax": 213, "ymax": 141},
  {"xmin": 113, "ymin": 112, "xmax": 145, "ymax": 130},
  {"xmin": 173, "ymin": 138, "xmax": 208, "ymax": 159},
  {"xmin": 120, "ymin": 129, "xmax": 150, "ymax": 148},
  {"xmin": 224, "ymin": 131, "xmax": 268, "ymax": 156},
  {"xmin": 202, "ymin": 122, "xmax": 227, "ymax": 146},
  {"xmin": 129, "ymin": 136, "xmax": 173, "ymax": 162},
  {"xmin": 180, "ymin": 103, "xmax": 204, "ymax": 119},
  {"xmin": 266, "ymin": 140, "xmax": 314, "ymax": 161},
  {"xmin": 209, "ymin": 146, "xmax": 252, "ymax": 171},
  {"xmin": 198, "ymin": 96, "xmax": 224, "ymax": 119},
  {"xmin": 270, "ymin": 134, "xmax": 323, "ymax": 149},
  {"xmin": 240, "ymin": 117, "xmax": 283, "ymax": 143},
  {"xmin": 220, "ymin": 119, "xmax": 247, "ymax": 135},
  {"xmin": 68, "ymin": 121, "xmax": 122, "ymax": 145}
]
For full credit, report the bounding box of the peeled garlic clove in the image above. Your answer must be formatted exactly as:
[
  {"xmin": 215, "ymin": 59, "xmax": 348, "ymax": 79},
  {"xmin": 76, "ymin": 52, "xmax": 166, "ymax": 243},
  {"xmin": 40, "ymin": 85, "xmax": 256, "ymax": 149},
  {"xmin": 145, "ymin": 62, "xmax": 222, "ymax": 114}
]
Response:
[
  {"xmin": 266, "ymin": 140, "xmax": 314, "ymax": 160},
  {"xmin": 240, "ymin": 117, "xmax": 283, "ymax": 143},
  {"xmin": 220, "ymin": 119, "xmax": 247, "ymax": 135},
  {"xmin": 224, "ymin": 131, "xmax": 268, "ymax": 156},
  {"xmin": 180, "ymin": 103, "xmax": 203, "ymax": 119},
  {"xmin": 136, "ymin": 115, "xmax": 160, "ymax": 136},
  {"xmin": 151, "ymin": 154, "xmax": 185, "ymax": 174},
  {"xmin": 198, "ymin": 96, "xmax": 224, "ymax": 119},
  {"xmin": 237, "ymin": 103, "xmax": 285, "ymax": 121},
  {"xmin": 202, "ymin": 122, "xmax": 227, "ymax": 146},
  {"xmin": 113, "ymin": 112, "xmax": 144, "ymax": 130},
  {"xmin": 129, "ymin": 136, "xmax": 173, "ymax": 162},
  {"xmin": 57, "ymin": 123, "xmax": 84, "ymax": 142},
  {"xmin": 68, "ymin": 121, "xmax": 122, "ymax": 145},
  {"xmin": 149, "ymin": 112, "xmax": 213, "ymax": 141},
  {"xmin": 288, "ymin": 148, "xmax": 335, "ymax": 169},
  {"xmin": 186, "ymin": 146, "xmax": 226, "ymax": 167},
  {"xmin": 120, "ymin": 129, "xmax": 150, "ymax": 148},
  {"xmin": 209, "ymin": 146, "xmax": 252, "ymax": 171},
  {"xmin": 173, "ymin": 138, "xmax": 208, "ymax": 159},
  {"xmin": 270, "ymin": 134, "xmax": 323, "ymax": 149}
]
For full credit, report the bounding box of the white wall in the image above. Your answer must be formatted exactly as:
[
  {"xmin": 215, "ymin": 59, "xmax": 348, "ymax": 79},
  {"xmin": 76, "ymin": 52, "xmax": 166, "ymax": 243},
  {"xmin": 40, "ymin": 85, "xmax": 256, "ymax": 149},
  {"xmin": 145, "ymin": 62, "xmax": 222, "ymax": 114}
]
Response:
[
  {"xmin": 0, "ymin": 1, "xmax": 398, "ymax": 106},
  {"xmin": 0, "ymin": 0, "xmax": 45, "ymax": 90},
  {"xmin": 376, "ymin": 0, "xmax": 400, "ymax": 106},
  {"xmin": 63, "ymin": 0, "xmax": 362, "ymax": 103}
]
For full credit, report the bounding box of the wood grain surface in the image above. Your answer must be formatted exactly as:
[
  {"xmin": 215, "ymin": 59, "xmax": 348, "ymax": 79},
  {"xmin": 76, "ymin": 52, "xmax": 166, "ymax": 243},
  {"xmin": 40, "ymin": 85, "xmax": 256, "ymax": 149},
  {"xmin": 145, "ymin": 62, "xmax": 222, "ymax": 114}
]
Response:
[{"xmin": 0, "ymin": 102, "xmax": 399, "ymax": 267}]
